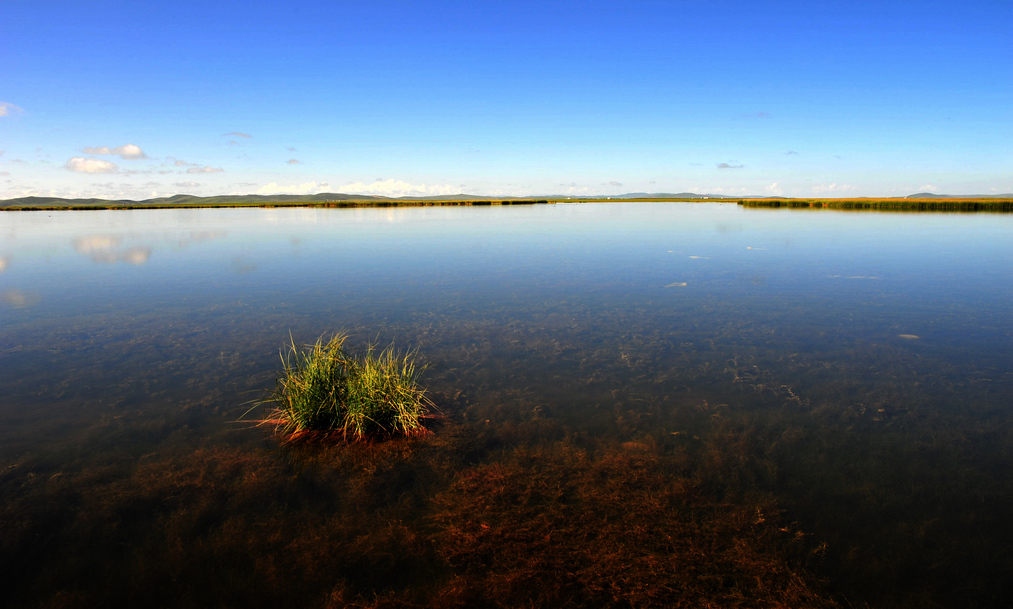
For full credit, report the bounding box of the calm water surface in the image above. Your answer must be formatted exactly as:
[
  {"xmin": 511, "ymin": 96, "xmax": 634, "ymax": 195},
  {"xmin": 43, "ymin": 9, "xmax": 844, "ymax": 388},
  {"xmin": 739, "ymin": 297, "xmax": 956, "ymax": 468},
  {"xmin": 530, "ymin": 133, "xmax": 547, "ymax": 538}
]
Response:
[{"xmin": 1, "ymin": 203, "xmax": 1011, "ymax": 608}]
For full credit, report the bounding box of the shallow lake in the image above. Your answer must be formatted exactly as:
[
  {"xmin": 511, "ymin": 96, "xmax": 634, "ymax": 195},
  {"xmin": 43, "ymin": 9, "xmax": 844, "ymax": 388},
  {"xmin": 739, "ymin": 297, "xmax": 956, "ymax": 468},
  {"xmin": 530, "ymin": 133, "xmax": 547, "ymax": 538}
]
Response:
[{"xmin": 1, "ymin": 203, "xmax": 1011, "ymax": 608}]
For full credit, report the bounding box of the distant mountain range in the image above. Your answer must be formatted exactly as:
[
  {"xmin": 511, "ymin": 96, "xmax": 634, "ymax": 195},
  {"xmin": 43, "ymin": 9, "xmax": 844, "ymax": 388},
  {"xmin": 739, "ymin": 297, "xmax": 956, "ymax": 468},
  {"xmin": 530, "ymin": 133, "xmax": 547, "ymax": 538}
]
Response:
[
  {"xmin": 903, "ymin": 192, "xmax": 1013, "ymax": 199},
  {"xmin": 0, "ymin": 192, "xmax": 729, "ymax": 208},
  {"xmin": 0, "ymin": 193, "xmax": 386, "ymax": 208},
  {"xmin": 2, "ymin": 192, "xmax": 1011, "ymax": 208}
]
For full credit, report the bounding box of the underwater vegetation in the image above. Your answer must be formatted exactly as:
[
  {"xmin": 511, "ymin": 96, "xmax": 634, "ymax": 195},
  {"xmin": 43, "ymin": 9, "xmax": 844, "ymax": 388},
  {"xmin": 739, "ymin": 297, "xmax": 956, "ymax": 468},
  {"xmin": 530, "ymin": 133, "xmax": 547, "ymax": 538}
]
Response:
[
  {"xmin": 3, "ymin": 203, "xmax": 1012, "ymax": 608},
  {"xmin": 3, "ymin": 298, "xmax": 1013, "ymax": 608},
  {"xmin": 262, "ymin": 333, "xmax": 435, "ymax": 442},
  {"xmin": 0, "ymin": 432, "xmax": 841, "ymax": 609}
]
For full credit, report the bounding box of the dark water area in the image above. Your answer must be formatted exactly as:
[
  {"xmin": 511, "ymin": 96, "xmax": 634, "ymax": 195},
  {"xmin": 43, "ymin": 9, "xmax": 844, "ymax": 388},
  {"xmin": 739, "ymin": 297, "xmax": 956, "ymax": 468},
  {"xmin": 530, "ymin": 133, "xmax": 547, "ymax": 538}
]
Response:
[{"xmin": 1, "ymin": 203, "xmax": 1011, "ymax": 608}]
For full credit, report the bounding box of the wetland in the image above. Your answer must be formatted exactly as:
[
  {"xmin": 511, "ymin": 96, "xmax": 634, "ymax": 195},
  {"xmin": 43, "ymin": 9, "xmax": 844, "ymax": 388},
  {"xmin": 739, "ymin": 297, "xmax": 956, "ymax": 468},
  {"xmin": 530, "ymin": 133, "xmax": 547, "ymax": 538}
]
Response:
[{"xmin": 1, "ymin": 202, "xmax": 1011, "ymax": 608}]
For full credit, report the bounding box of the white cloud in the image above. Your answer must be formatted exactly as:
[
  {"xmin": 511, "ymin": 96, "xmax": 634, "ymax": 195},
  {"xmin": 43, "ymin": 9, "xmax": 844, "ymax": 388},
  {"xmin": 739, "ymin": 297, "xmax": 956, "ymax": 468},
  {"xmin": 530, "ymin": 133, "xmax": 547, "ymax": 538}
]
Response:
[
  {"xmin": 717, "ymin": 163, "xmax": 744, "ymax": 169},
  {"xmin": 256, "ymin": 181, "xmax": 330, "ymax": 195},
  {"xmin": 287, "ymin": 159, "xmax": 302, "ymax": 165},
  {"xmin": 918, "ymin": 184, "xmax": 939, "ymax": 192},
  {"xmin": 0, "ymin": 102, "xmax": 24, "ymax": 117},
  {"xmin": 186, "ymin": 166, "xmax": 224, "ymax": 174},
  {"xmin": 561, "ymin": 184, "xmax": 594, "ymax": 195},
  {"xmin": 224, "ymin": 132, "xmax": 252, "ymax": 138},
  {"xmin": 765, "ymin": 182, "xmax": 784, "ymax": 196},
  {"xmin": 83, "ymin": 144, "xmax": 147, "ymax": 159},
  {"xmin": 4, "ymin": 180, "xmax": 176, "ymax": 200},
  {"xmin": 174, "ymin": 181, "xmax": 201, "ymax": 188},
  {"xmin": 338, "ymin": 178, "xmax": 459, "ymax": 197},
  {"xmin": 812, "ymin": 183, "xmax": 857, "ymax": 194},
  {"xmin": 65, "ymin": 157, "xmax": 118, "ymax": 173}
]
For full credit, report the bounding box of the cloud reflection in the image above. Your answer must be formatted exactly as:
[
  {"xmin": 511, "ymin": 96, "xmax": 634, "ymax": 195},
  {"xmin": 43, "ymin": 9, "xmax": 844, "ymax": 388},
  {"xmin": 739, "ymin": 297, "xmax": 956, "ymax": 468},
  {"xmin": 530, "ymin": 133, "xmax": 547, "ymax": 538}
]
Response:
[
  {"xmin": 73, "ymin": 236, "xmax": 151, "ymax": 265},
  {"xmin": 2, "ymin": 289, "xmax": 40, "ymax": 308},
  {"xmin": 121, "ymin": 247, "xmax": 151, "ymax": 265},
  {"xmin": 74, "ymin": 236, "xmax": 119, "ymax": 253},
  {"xmin": 231, "ymin": 256, "xmax": 257, "ymax": 274},
  {"xmin": 0, "ymin": 255, "xmax": 9, "ymax": 272},
  {"xmin": 175, "ymin": 231, "xmax": 226, "ymax": 249}
]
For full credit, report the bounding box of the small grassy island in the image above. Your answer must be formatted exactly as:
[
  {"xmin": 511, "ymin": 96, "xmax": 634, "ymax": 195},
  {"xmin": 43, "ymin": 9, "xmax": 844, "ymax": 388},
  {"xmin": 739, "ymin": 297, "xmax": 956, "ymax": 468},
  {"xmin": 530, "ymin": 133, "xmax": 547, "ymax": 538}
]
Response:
[{"xmin": 261, "ymin": 333, "xmax": 435, "ymax": 442}]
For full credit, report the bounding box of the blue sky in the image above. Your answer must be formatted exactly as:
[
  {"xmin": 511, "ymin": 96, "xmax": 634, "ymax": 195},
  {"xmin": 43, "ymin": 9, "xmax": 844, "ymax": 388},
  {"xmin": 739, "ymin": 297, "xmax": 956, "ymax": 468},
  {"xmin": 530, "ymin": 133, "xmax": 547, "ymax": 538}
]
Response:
[{"xmin": 1, "ymin": 0, "xmax": 1010, "ymax": 199}]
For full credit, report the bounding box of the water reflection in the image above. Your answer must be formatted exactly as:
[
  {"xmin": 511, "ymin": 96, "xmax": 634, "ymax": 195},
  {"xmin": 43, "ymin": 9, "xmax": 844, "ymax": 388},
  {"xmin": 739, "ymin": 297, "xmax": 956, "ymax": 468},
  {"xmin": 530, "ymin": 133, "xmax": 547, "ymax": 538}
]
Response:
[
  {"xmin": 0, "ymin": 204, "xmax": 1010, "ymax": 608},
  {"xmin": 1, "ymin": 288, "xmax": 40, "ymax": 308},
  {"xmin": 73, "ymin": 235, "xmax": 118, "ymax": 254},
  {"xmin": 231, "ymin": 256, "xmax": 258, "ymax": 274},
  {"xmin": 73, "ymin": 236, "xmax": 151, "ymax": 265},
  {"xmin": 174, "ymin": 230, "xmax": 226, "ymax": 249}
]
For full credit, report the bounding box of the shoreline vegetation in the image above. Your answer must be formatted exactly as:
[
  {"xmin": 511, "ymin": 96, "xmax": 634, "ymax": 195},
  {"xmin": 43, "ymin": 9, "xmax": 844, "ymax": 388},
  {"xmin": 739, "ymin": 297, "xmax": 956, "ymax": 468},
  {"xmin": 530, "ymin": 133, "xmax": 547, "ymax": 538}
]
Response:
[
  {"xmin": 737, "ymin": 197, "xmax": 1013, "ymax": 212},
  {"xmin": 257, "ymin": 333, "xmax": 435, "ymax": 443},
  {"xmin": 2, "ymin": 193, "xmax": 1012, "ymax": 211},
  {"xmin": 0, "ymin": 197, "xmax": 554, "ymax": 211}
]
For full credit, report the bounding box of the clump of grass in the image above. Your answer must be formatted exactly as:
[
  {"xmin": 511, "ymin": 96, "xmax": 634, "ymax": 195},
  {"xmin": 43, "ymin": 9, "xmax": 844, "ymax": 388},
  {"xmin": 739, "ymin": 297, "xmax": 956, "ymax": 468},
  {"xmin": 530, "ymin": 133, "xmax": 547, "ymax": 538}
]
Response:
[{"xmin": 264, "ymin": 332, "xmax": 435, "ymax": 442}]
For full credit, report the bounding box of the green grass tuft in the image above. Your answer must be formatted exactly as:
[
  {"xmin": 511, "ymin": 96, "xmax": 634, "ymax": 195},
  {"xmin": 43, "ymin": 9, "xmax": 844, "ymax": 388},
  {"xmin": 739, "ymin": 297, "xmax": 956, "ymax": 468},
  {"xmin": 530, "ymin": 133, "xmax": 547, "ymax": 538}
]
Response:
[{"xmin": 264, "ymin": 333, "xmax": 435, "ymax": 442}]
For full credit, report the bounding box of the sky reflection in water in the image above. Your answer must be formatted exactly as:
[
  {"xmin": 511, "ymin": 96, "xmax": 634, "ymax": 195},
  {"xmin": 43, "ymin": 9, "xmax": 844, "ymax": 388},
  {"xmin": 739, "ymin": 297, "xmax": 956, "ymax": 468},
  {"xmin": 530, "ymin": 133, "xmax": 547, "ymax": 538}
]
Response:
[
  {"xmin": 0, "ymin": 203, "xmax": 1011, "ymax": 607},
  {"xmin": 1, "ymin": 202, "xmax": 1011, "ymax": 436}
]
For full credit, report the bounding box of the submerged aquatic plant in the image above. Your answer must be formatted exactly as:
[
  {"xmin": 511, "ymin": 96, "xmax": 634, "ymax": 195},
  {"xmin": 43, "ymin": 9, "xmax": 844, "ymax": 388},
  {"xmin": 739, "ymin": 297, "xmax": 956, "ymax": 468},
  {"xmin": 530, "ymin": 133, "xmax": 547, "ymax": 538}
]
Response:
[{"xmin": 263, "ymin": 332, "xmax": 434, "ymax": 442}]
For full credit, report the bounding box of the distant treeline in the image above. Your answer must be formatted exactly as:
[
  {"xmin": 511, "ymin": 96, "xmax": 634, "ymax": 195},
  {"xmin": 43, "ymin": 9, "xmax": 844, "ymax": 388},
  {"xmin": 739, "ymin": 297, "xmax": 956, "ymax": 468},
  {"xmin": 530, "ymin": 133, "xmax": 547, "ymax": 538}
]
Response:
[{"xmin": 738, "ymin": 198, "xmax": 1013, "ymax": 212}]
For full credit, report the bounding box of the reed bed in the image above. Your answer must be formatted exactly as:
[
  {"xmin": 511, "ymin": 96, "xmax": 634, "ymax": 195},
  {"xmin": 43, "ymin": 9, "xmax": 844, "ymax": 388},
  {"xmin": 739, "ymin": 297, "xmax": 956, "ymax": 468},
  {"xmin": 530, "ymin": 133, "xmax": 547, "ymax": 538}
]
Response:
[
  {"xmin": 262, "ymin": 333, "xmax": 434, "ymax": 442},
  {"xmin": 738, "ymin": 198, "xmax": 1013, "ymax": 211},
  {"xmin": 0, "ymin": 199, "xmax": 551, "ymax": 211}
]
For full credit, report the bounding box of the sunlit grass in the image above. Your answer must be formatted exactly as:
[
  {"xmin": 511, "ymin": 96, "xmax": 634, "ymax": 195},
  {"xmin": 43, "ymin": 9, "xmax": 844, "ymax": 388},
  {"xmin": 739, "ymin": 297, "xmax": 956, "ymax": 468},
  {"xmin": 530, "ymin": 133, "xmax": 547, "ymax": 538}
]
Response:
[{"xmin": 263, "ymin": 333, "xmax": 435, "ymax": 442}]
